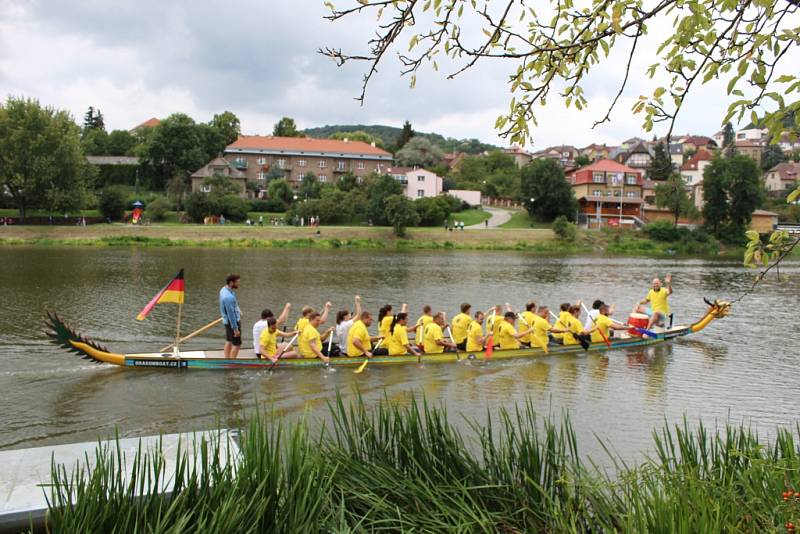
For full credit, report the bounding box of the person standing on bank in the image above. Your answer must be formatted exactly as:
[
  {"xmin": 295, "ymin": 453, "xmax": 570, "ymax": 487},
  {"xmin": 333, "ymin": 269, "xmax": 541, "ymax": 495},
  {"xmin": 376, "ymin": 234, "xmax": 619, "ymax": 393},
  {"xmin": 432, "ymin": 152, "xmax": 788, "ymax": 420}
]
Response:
[{"xmin": 220, "ymin": 274, "xmax": 242, "ymax": 358}]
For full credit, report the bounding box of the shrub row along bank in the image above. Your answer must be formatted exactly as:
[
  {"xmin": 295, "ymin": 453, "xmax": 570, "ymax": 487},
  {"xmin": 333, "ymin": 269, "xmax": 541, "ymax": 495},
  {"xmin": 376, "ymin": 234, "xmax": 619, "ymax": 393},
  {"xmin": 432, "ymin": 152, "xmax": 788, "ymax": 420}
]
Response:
[{"xmin": 46, "ymin": 395, "xmax": 800, "ymax": 533}]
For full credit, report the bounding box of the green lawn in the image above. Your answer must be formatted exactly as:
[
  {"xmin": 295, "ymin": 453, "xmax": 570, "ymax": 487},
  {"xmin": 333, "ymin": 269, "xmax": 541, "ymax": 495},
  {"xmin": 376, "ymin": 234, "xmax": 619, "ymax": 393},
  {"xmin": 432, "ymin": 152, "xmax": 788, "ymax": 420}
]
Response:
[
  {"xmin": 0, "ymin": 209, "xmax": 101, "ymax": 218},
  {"xmin": 447, "ymin": 209, "xmax": 491, "ymax": 227},
  {"xmin": 499, "ymin": 210, "xmax": 550, "ymax": 229}
]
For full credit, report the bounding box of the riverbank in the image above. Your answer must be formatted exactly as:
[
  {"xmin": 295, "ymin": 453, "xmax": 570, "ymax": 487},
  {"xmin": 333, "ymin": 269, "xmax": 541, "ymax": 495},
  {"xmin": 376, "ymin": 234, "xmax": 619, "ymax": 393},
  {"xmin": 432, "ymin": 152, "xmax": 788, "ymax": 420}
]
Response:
[
  {"xmin": 0, "ymin": 223, "xmax": 749, "ymax": 256},
  {"xmin": 43, "ymin": 395, "xmax": 800, "ymax": 533}
]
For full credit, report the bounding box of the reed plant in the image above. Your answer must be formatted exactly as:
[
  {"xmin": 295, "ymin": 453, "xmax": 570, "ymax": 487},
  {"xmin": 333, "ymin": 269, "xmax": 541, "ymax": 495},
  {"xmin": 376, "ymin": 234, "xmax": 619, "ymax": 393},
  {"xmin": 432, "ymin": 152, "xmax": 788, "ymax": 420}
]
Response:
[{"xmin": 39, "ymin": 394, "xmax": 800, "ymax": 533}]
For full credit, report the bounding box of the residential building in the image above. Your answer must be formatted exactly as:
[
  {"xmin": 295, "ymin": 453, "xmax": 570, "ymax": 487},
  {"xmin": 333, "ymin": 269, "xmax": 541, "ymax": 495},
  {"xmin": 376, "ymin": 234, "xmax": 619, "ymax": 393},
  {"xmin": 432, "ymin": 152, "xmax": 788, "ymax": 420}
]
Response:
[
  {"xmin": 223, "ymin": 135, "xmax": 393, "ymax": 192},
  {"xmin": 764, "ymin": 162, "xmax": 800, "ymax": 196},
  {"xmin": 674, "ymin": 135, "xmax": 717, "ymax": 154},
  {"xmin": 734, "ymin": 140, "xmax": 764, "ymax": 166},
  {"xmin": 448, "ymin": 189, "xmax": 482, "ymax": 206},
  {"xmin": 735, "ymin": 126, "xmax": 766, "ymax": 143},
  {"xmin": 190, "ymin": 156, "xmax": 247, "ymax": 196},
  {"xmin": 504, "ymin": 145, "xmax": 533, "ymax": 167},
  {"xmin": 580, "ymin": 144, "xmax": 612, "ymax": 162},
  {"xmin": 532, "ymin": 145, "xmax": 579, "ymax": 167},
  {"xmin": 567, "ymin": 159, "xmax": 644, "ymax": 227},
  {"xmin": 642, "ymin": 180, "xmax": 658, "ymax": 205},
  {"xmin": 386, "ymin": 167, "xmax": 443, "ymax": 199},
  {"xmin": 442, "ymin": 151, "xmax": 467, "ymax": 170},
  {"xmin": 668, "ymin": 143, "xmax": 684, "ymax": 168},
  {"xmin": 130, "ymin": 117, "xmax": 160, "ymax": 133},
  {"xmin": 680, "ymin": 149, "xmax": 714, "ymax": 187},
  {"xmin": 775, "ymin": 133, "xmax": 800, "ymax": 155},
  {"xmin": 612, "ymin": 141, "xmax": 654, "ymax": 176}
]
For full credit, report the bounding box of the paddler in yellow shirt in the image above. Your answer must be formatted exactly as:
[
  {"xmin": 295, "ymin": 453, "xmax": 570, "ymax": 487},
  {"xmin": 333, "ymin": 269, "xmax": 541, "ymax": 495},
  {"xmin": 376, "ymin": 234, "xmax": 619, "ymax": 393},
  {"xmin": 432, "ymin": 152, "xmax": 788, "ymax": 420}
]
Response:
[
  {"xmin": 486, "ymin": 303, "xmax": 513, "ymax": 347},
  {"xmin": 562, "ymin": 305, "xmax": 585, "ymax": 346},
  {"xmin": 638, "ymin": 274, "xmax": 672, "ymax": 329},
  {"xmin": 294, "ymin": 301, "xmax": 332, "ymax": 332},
  {"xmin": 411, "ymin": 305, "xmax": 433, "ymax": 346},
  {"xmin": 465, "ymin": 311, "xmax": 486, "ymax": 352},
  {"xmin": 584, "ymin": 303, "xmax": 627, "ymax": 343},
  {"xmin": 423, "ymin": 312, "xmax": 457, "ymax": 354},
  {"xmin": 451, "ymin": 303, "xmax": 472, "ymax": 350},
  {"xmin": 387, "ymin": 313, "xmax": 421, "ymax": 356},
  {"xmin": 495, "ymin": 312, "xmax": 534, "ymax": 350},
  {"xmin": 378, "ymin": 303, "xmax": 407, "ymax": 339},
  {"xmin": 297, "ymin": 312, "xmax": 333, "ymax": 363},
  {"xmin": 517, "ymin": 301, "xmax": 538, "ymax": 347},
  {"xmin": 347, "ymin": 311, "xmax": 387, "ymax": 357}
]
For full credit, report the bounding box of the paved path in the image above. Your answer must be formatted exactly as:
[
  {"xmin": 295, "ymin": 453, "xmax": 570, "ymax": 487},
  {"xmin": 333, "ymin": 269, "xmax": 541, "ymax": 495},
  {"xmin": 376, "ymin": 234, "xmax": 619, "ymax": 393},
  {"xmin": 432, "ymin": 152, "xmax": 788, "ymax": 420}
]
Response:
[{"xmin": 464, "ymin": 207, "xmax": 513, "ymax": 229}]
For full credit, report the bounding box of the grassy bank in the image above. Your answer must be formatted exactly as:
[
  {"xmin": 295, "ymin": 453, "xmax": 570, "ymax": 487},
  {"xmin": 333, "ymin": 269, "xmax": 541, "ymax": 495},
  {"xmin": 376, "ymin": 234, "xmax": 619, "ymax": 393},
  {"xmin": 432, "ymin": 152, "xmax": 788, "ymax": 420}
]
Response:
[{"xmin": 44, "ymin": 395, "xmax": 800, "ymax": 533}]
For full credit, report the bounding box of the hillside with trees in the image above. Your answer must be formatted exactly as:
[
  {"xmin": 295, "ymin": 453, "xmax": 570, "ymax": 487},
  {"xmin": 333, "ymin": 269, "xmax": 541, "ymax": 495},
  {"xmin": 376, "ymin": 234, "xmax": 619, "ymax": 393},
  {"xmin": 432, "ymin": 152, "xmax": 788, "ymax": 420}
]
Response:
[{"xmin": 302, "ymin": 124, "xmax": 498, "ymax": 154}]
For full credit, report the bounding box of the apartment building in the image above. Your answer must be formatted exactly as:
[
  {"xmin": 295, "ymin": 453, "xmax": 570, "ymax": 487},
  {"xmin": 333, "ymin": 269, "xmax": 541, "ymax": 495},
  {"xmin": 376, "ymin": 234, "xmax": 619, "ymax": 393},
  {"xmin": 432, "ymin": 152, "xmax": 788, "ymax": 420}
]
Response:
[
  {"xmin": 223, "ymin": 135, "xmax": 393, "ymax": 191},
  {"xmin": 386, "ymin": 167, "xmax": 444, "ymax": 199},
  {"xmin": 567, "ymin": 159, "xmax": 644, "ymax": 227}
]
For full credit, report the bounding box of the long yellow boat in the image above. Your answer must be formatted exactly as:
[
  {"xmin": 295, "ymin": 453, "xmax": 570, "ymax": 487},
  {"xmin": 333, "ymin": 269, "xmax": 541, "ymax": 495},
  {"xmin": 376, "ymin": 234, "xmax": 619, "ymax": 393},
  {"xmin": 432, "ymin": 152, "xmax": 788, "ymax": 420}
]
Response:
[{"xmin": 45, "ymin": 300, "xmax": 730, "ymax": 370}]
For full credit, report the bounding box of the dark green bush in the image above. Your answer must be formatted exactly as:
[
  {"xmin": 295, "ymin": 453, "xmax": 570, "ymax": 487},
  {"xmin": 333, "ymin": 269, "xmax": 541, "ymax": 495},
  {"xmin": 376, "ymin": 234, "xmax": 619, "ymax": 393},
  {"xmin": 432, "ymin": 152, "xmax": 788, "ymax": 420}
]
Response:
[
  {"xmin": 251, "ymin": 199, "xmax": 287, "ymax": 213},
  {"xmin": 643, "ymin": 220, "xmax": 686, "ymax": 241},
  {"xmin": 184, "ymin": 192, "xmax": 222, "ymax": 223},
  {"xmin": 145, "ymin": 198, "xmax": 170, "ymax": 222},
  {"xmin": 552, "ymin": 215, "xmax": 577, "ymax": 241},
  {"xmin": 221, "ymin": 195, "xmax": 250, "ymax": 222},
  {"xmin": 99, "ymin": 186, "xmax": 128, "ymax": 221}
]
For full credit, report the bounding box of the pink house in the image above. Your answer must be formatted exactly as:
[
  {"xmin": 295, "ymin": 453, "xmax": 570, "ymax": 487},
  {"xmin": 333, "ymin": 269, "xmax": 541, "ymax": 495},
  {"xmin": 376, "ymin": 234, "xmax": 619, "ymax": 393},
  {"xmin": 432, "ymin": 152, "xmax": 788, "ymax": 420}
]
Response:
[{"xmin": 386, "ymin": 167, "xmax": 444, "ymax": 199}]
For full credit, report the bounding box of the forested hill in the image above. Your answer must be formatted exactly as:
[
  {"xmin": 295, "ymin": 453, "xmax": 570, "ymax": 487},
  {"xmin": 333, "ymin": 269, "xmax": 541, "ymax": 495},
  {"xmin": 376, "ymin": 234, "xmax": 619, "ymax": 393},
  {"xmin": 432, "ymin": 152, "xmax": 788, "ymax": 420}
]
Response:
[{"xmin": 302, "ymin": 124, "xmax": 499, "ymax": 154}]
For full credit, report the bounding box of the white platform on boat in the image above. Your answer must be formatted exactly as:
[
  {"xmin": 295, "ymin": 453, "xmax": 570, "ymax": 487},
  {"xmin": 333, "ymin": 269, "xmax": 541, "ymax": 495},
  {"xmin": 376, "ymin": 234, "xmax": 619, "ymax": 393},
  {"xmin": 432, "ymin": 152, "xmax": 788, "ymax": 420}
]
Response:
[
  {"xmin": 129, "ymin": 348, "xmax": 259, "ymax": 359},
  {"xmin": 0, "ymin": 430, "xmax": 239, "ymax": 533}
]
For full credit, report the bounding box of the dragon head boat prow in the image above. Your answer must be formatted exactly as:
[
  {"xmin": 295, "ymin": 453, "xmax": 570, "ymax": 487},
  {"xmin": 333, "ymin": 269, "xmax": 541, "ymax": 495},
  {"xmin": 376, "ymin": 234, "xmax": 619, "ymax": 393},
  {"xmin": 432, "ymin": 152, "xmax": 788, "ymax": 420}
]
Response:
[
  {"xmin": 45, "ymin": 310, "xmax": 125, "ymax": 366},
  {"xmin": 690, "ymin": 298, "xmax": 732, "ymax": 333}
]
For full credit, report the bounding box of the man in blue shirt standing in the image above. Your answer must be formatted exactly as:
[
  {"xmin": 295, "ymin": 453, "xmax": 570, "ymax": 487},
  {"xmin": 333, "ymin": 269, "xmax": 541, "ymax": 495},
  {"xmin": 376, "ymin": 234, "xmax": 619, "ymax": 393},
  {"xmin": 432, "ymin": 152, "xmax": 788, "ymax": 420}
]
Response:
[{"xmin": 219, "ymin": 274, "xmax": 242, "ymax": 358}]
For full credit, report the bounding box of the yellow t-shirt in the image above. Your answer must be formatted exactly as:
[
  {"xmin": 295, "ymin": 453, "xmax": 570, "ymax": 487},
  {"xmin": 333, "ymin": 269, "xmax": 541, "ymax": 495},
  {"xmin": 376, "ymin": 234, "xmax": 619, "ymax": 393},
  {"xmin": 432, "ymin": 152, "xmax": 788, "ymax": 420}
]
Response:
[
  {"xmin": 298, "ymin": 324, "xmax": 321, "ymax": 359},
  {"xmin": 414, "ymin": 315, "xmax": 433, "ymax": 343},
  {"xmin": 347, "ymin": 320, "xmax": 371, "ymax": 356},
  {"xmin": 553, "ymin": 311, "xmax": 571, "ymax": 340},
  {"xmin": 530, "ymin": 314, "xmax": 551, "ymax": 349},
  {"xmin": 259, "ymin": 328, "xmax": 278, "ymax": 357},
  {"xmin": 518, "ymin": 311, "xmax": 536, "ymax": 343},
  {"xmin": 647, "ymin": 288, "xmax": 670, "ymax": 315},
  {"xmin": 379, "ymin": 315, "xmax": 394, "ymax": 339},
  {"xmin": 591, "ymin": 314, "xmax": 613, "ymax": 343},
  {"xmin": 466, "ymin": 320, "xmax": 484, "ymax": 352},
  {"xmin": 563, "ymin": 316, "xmax": 584, "ymax": 346},
  {"xmin": 388, "ymin": 325, "xmax": 410, "ymax": 356},
  {"xmin": 451, "ymin": 313, "xmax": 471, "ymax": 344},
  {"xmin": 423, "ymin": 322, "xmax": 445, "ymax": 354},
  {"xmin": 487, "ymin": 313, "xmax": 503, "ymax": 340},
  {"xmin": 294, "ymin": 317, "xmax": 309, "ymax": 332},
  {"xmin": 496, "ymin": 320, "xmax": 520, "ymax": 350}
]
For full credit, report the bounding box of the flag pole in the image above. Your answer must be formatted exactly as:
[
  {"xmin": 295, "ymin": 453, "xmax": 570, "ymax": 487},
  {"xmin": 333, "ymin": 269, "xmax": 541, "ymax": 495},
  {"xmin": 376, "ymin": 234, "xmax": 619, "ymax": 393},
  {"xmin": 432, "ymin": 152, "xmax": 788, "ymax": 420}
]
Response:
[{"xmin": 174, "ymin": 302, "xmax": 183, "ymax": 357}]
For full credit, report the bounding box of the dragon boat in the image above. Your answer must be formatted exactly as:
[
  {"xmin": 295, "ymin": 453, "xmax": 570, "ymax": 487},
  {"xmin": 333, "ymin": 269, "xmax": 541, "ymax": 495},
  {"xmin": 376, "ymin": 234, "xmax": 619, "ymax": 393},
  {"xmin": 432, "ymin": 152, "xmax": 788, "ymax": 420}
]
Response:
[{"xmin": 45, "ymin": 300, "xmax": 730, "ymax": 371}]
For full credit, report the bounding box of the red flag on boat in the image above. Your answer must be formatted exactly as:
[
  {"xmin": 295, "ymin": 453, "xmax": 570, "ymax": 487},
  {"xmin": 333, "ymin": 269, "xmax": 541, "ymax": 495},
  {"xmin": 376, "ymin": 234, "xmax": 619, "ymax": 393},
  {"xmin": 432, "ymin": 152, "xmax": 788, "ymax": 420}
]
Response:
[{"xmin": 136, "ymin": 269, "xmax": 185, "ymax": 321}]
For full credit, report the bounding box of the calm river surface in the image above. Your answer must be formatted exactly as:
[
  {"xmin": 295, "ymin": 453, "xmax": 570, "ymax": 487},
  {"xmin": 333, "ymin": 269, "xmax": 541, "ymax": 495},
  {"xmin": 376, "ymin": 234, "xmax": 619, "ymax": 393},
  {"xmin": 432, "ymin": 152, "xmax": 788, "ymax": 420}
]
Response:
[{"xmin": 1, "ymin": 246, "xmax": 798, "ymax": 461}]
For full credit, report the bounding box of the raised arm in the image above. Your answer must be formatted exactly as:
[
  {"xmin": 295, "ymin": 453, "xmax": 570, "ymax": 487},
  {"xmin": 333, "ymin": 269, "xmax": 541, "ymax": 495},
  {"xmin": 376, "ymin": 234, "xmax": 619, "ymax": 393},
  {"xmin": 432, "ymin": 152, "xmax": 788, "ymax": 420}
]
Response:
[
  {"xmin": 354, "ymin": 295, "xmax": 362, "ymax": 320},
  {"xmin": 400, "ymin": 303, "xmax": 408, "ymax": 314},
  {"xmin": 276, "ymin": 303, "xmax": 292, "ymax": 326},
  {"xmin": 665, "ymin": 274, "xmax": 673, "ymax": 295},
  {"xmin": 319, "ymin": 301, "xmax": 333, "ymax": 324}
]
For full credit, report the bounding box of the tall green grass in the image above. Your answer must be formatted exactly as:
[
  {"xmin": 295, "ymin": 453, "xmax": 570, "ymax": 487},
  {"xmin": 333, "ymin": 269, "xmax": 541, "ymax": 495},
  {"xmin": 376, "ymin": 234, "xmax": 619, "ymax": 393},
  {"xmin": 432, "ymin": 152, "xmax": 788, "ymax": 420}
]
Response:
[{"xmin": 38, "ymin": 395, "xmax": 800, "ymax": 532}]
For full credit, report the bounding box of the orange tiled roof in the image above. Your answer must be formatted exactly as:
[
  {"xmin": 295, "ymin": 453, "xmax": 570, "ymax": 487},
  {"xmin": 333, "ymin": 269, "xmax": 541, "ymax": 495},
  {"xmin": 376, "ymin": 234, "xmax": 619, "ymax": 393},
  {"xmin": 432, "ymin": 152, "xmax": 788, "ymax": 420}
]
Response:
[
  {"xmin": 680, "ymin": 148, "xmax": 714, "ymax": 171},
  {"xmin": 133, "ymin": 117, "xmax": 160, "ymax": 130},
  {"xmin": 226, "ymin": 135, "xmax": 392, "ymax": 158}
]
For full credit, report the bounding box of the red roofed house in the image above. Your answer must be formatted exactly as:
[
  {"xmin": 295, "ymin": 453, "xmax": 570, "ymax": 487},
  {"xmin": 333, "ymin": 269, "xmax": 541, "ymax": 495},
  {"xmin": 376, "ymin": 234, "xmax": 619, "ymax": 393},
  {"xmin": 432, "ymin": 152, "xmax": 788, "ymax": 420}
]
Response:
[
  {"xmin": 567, "ymin": 159, "xmax": 644, "ymax": 228},
  {"xmin": 680, "ymin": 149, "xmax": 715, "ymax": 209},
  {"xmin": 223, "ymin": 135, "xmax": 393, "ymax": 192},
  {"xmin": 764, "ymin": 162, "xmax": 800, "ymax": 196},
  {"xmin": 130, "ymin": 117, "xmax": 161, "ymax": 133}
]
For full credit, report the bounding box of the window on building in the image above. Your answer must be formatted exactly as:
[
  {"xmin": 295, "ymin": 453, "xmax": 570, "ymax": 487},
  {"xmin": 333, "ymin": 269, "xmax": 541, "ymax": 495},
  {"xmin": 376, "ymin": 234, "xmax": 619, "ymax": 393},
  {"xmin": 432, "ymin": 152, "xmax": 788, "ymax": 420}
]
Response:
[
  {"xmin": 357, "ymin": 162, "xmax": 365, "ymax": 170},
  {"xmin": 357, "ymin": 176, "xmax": 363, "ymax": 184},
  {"xmin": 337, "ymin": 161, "xmax": 346, "ymax": 171},
  {"xmin": 592, "ymin": 172, "xmax": 605, "ymax": 183},
  {"xmin": 298, "ymin": 159, "xmax": 307, "ymax": 167},
  {"xmin": 256, "ymin": 157, "xmax": 267, "ymax": 165},
  {"xmin": 318, "ymin": 160, "xmax": 327, "ymax": 168},
  {"xmin": 613, "ymin": 190, "xmax": 621, "ymax": 197},
  {"xmin": 257, "ymin": 171, "xmax": 267, "ymax": 180},
  {"xmin": 684, "ymin": 175, "xmax": 693, "ymax": 183},
  {"xmin": 606, "ymin": 190, "xmax": 614, "ymax": 196},
  {"xmin": 625, "ymin": 174, "xmax": 638, "ymax": 185},
  {"xmin": 626, "ymin": 191, "xmax": 638, "ymax": 198},
  {"xmin": 737, "ymin": 132, "xmax": 746, "ymax": 139},
  {"xmin": 277, "ymin": 159, "xmax": 286, "ymax": 168},
  {"xmin": 592, "ymin": 189, "xmax": 603, "ymax": 197},
  {"xmin": 319, "ymin": 175, "xmax": 327, "ymax": 182},
  {"xmin": 417, "ymin": 175, "xmax": 425, "ymax": 182},
  {"xmin": 628, "ymin": 153, "xmax": 650, "ymax": 166},
  {"xmin": 417, "ymin": 189, "xmax": 425, "ymax": 198},
  {"xmin": 297, "ymin": 173, "xmax": 305, "ymax": 181},
  {"xmin": 201, "ymin": 184, "xmax": 211, "ymax": 193}
]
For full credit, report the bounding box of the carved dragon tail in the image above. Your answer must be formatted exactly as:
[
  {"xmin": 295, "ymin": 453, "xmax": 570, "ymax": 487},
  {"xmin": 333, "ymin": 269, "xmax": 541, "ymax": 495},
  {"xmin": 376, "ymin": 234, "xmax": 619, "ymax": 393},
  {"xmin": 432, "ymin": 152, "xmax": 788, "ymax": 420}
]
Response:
[{"xmin": 45, "ymin": 310, "xmax": 125, "ymax": 366}]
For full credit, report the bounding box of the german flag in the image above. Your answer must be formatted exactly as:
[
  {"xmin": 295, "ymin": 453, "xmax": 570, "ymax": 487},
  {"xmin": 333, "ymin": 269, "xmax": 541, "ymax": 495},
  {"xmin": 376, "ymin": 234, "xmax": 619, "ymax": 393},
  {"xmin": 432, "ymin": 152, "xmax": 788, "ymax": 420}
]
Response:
[{"xmin": 136, "ymin": 269, "xmax": 185, "ymax": 321}]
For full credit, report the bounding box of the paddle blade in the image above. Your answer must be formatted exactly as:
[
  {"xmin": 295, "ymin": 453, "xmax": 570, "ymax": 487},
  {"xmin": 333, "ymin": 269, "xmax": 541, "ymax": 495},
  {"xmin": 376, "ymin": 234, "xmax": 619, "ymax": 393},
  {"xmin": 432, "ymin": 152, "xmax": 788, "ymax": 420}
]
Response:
[
  {"xmin": 354, "ymin": 358, "xmax": 369, "ymax": 374},
  {"xmin": 485, "ymin": 336, "xmax": 494, "ymax": 358},
  {"xmin": 576, "ymin": 334, "xmax": 590, "ymax": 351},
  {"xmin": 636, "ymin": 327, "xmax": 658, "ymax": 338}
]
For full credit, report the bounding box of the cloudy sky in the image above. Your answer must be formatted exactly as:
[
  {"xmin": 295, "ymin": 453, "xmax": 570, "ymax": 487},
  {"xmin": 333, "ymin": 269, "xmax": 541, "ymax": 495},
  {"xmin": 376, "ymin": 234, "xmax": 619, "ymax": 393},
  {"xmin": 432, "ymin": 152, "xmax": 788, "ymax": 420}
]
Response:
[{"xmin": 0, "ymin": 1, "xmax": 786, "ymax": 147}]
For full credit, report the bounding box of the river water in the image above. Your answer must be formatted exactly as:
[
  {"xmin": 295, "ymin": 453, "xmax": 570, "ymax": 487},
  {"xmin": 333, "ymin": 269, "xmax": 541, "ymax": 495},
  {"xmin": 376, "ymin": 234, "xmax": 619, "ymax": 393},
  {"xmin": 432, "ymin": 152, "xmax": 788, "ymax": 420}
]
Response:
[{"xmin": 1, "ymin": 246, "xmax": 798, "ymax": 461}]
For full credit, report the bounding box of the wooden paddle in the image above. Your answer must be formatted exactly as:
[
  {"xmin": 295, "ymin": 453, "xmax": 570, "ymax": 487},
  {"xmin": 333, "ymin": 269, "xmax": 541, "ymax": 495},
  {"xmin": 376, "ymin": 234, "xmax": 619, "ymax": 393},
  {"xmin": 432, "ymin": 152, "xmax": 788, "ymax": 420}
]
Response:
[
  {"xmin": 518, "ymin": 312, "xmax": 548, "ymax": 354},
  {"xmin": 581, "ymin": 302, "xmax": 611, "ymax": 349},
  {"xmin": 485, "ymin": 310, "xmax": 496, "ymax": 358},
  {"xmin": 608, "ymin": 317, "xmax": 658, "ymax": 338},
  {"xmin": 354, "ymin": 338, "xmax": 383, "ymax": 374},
  {"xmin": 159, "ymin": 318, "xmax": 222, "ymax": 352},
  {"xmin": 267, "ymin": 332, "xmax": 299, "ymax": 371},
  {"xmin": 446, "ymin": 324, "xmax": 461, "ymax": 362}
]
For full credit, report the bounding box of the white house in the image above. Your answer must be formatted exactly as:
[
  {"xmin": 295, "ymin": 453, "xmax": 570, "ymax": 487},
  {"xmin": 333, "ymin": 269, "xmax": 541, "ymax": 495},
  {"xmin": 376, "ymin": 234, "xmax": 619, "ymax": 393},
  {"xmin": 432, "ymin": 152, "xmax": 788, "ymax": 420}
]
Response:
[
  {"xmin": 680, "ymin": 149, "xmax": 714, "ymax": 209},
  {"xmin": 386, "ymin": 167, "xmax": 444, "ymax": 200}
]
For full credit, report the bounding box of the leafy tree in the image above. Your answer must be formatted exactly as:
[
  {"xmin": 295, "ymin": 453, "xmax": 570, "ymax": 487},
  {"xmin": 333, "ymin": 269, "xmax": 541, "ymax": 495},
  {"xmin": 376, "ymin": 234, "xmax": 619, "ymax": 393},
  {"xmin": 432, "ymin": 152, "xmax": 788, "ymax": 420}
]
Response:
[
  {"xmin": 702, "ymin": 154, "xmax": 763, "ymax": 241},
  {"xmin": 552, "ymin": 215, "xmax": 577, "ymax": 241},
  {"xmin": 267, "ymin": 179, "xmax": 294, "ymax": 205},
  {"xmin": 761, "ymin": 144, "xmax": 786, "ymax": 171},
  {"xmin": 452, "ymin": 150, "xmax": 520, "ymax": 198},
  {"xmin": 364, "ymin": 173, "xmax": 403, "ymax": 225},
  {"xmin": 324, "ymin": 1, "xmax": 799, "ymax": 144},
  {"xmin": 273, "ymin": 117, "xmax": 302, "ymax": 137},
  {"xmin": 329, "ymin": 130, "xmax": 384, "ymax": 148},
  {"xmin": 99, "ymin": 186, "xmax": 127, "ymax": 221},
  {"xmin": 655, "ymin": 174, "xmax": 694, "ymax": 225},
  {"xmin": 145, "ymin": 197, "xmax": 171, "ymax": 222},
  {"xmin": 722, "ymin": 122, "xmax": 735, "ymax": 149},
  {"xmin": 648, "ymin": 142, "xmax": 673, "ymax": 180},
  {"xmin": 210, "ymin": 111, "xmax": 241, "ymax": 145},
  {"xmin": 574, "ymin": 155, "xmax": 591, "ymax": 167},
  {"xmin": 395, "ymin": 121, "xmax": 414, "ymax": 151},
  {"xmin": 82, "ymin": 106, "xmax": 105, "ymax": 133},
  {"xmin": 220, "ymin": 195, "xmax": 249, "ymax": 221},
  {"xmin": 337, "ymin": 172, "xmax": 359, "ymax": 192},
  {"xmin": 81, "ymin": 128, "xmax": 109, "ymax": 155},
  {"xmin": 395, "ymin": 137, "xmax": 444, "ymax": 168},
  {"xmin": 184, "ymin": 191, "xmax": 222, "ymax": 223},
  {"xmin": 299, "ymin": 172, "xmax": 321, "ymax": 199},
  {"xmin": 106, "ymin": 130, "xmax": 137, "ymax": 156},
  {"xmin": 264, "ymin": 165, "xmax": 285, "ymax": 183},
  {"xmin": 0, "ymin": 96, "xmax": 92, "ymax": 219},
  {"xmin": 287, "ymin": 187, "xmax": 357, "ymax": 224},
  {"xmin": 385, "ymin": 194, "xmax": 420, "ymax": 236},
  {"xmin": 202, "ymin": 174, "xmax": 242, "ymax": 196},
  {"xmin": 519, "ymin": 159, "xmax": 578, "ymax": 222},
  {"xmin": 414, "ymin": 197, "xmax": 447, "ymax": 226}
]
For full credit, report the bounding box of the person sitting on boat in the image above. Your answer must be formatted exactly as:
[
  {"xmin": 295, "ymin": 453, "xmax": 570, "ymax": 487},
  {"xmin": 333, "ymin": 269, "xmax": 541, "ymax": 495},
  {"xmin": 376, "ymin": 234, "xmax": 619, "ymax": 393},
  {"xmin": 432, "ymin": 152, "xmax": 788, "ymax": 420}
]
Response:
[
  {"xmin": 252, "ymin": 303, "xmax": 291, "ymax": 359},
  {"xmin": 585, "ymin": 299, "xmax": 603, "ymax": 329},
  {"xmin": 410, "ymin": 305, "xmax": 433, "ymax": 347},
  {"xmin": 531, "ymin": 306, "xmax": 568, "ymax": 348},
  {"xmin": 551, "ymin": 303, "xmax": 574, "ymax": 343},
  {"xmin": 332, "ymin": 295, "xmax": 361, "ymax": 357},
  {"xmin": 423, "ymin": 312, "xmax": 457, "ymax": 354},
  {"xmin": 259, "ymin": 317, "xmax": 299, "ymax": 362},
  {"xmin": 451, "ymin": 303, "xmax": 472, "ymax": 351},
  {"xmin": 638, "ymin": 275, "xmax": 673, "ymax": 329},
  {"xmin": 496, "ymin": 312, "xmax": 534, "ymax": 350},
  {"xmin": 517, "ymin": 301, "xmax": 538, "ymax": 348},
  {"xmin": 294, "ymin": 302, "xmax": 332, "ymax": 333},
  {"xmin": 487, "ymin": 303, "xmax": 513, "ymax": 348},
  {"xmin": 220, "ymin": 274, "xmax": 242, "ymax": 359},
  {"xmin": 584, "ymin": 303, "xmax": 627, "ymax": 343},
  {"xmin": 298, "ymin": 312, "xmax": 333, "ymax": 363},
  {"xmin": 378, "ymin": 303, "xmax": 408, "ymax": 340},
  {"xmin": 466, "ymin": 311, "xmax": 486, "ymax": 352},
  {"xmin": 347, "ymin": 311, "xmax": 387, "ymax": 357},
  {"xmin": 562, "ymin": 305, "xmax": 585, "ymax": 346},
  {"xmin": 387, "ymin": 313, "xmax": 421, "ymax": 356}
]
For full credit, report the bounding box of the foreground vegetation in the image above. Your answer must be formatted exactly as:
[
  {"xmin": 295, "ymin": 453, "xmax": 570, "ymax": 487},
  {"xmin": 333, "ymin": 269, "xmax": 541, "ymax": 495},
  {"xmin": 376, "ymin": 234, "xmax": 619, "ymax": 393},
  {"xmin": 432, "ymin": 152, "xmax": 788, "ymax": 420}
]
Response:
[{"xmin": 44, "ymin": 395, "xmax": 800, "ymax": 533}]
